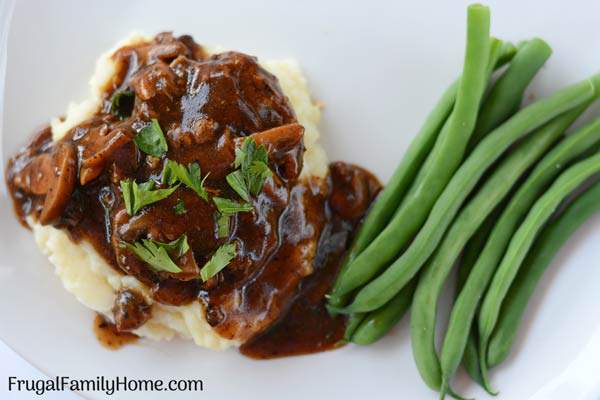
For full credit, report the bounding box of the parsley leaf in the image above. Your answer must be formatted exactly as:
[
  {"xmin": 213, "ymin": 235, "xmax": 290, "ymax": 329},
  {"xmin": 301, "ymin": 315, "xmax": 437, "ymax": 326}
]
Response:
[
  {"xmin": 174, "ymin": 199, "xmax": 187, "ymax": 215},
  {"xmin": 225, "ymin": 170, "xmax": 250, "ymax": 202},
  {"xmin": 132, "ymin": 180, "xmax": 179, "ymax": 214},
  {"xmin": 119, "ymin": 235, "xmax": 190, "ymax": 273},
  {"xmin": 120, "ymin": 178, "xmax": 179, "ymax": 215},
  {"xmin": 199, "ymin": 243, "xmax": 237, "ymax": 281},
  {"xmin": 162, "ymin": 159, "xmax": 209, "ymax": 201},
  {"xmin": 157, "ymin": 234, "xmax": 190, "ymax": 257},
  {"xmin": 213, "ymin": 197, "xmax": 253, "ymax": 214},
  {"xmin": 212, "ymin": 198, "xmax": 252, "ymax": 238},
  {"xmin": 227, "ymin": 137, "xmax": 272, "ymax": 200},
  {"xmin": 216, "ymin": 213, "xmax": 230, "ymax": 238},
  {"xmin": 246, "ymin": 161, "xmax": 273, "ymax": 195},
  {"xmin": 134, "ymin": 119, "xmax": 168, "ymax": 157},
  {"xmin": 234, "ymin": 137, "xmax": 268, "ymax": 169},
  {"xmin": 110, "ymin": 89, "xmax": 135, "ymax": 120},
  {"xmin": 120, "ymin": 179, "xmax": 134, "ymax": 215}
]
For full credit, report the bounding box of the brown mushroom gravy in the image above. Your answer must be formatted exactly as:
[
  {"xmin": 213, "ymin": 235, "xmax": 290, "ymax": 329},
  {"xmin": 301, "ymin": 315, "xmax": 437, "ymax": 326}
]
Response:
[
  {"xmin": 93, "ymin": 314, "xmax": 140, "ymax": 350},
  {"xmin": 5, "ymin": 33, "xmax": 381, "ymax": 358}
]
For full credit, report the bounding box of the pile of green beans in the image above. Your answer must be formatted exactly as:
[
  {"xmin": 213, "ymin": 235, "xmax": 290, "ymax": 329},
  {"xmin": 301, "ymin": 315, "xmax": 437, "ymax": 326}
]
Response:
[
  {"xmin": 329, "ymin": 3, "xmax": 600, "ymax": 398},
  {"xmin": 487, "ymin": 179, "xmax": 600, "ymax": 366},
  {"xmin": 412, "ymin": 104, "xmax": 583, "ymax": 394},
  {"xmin": 476, "ymin": 151, "xmax": 600, "ymax": 391},
  {"xmin": 440, "ymin": 110, "xmax": 600, "ymax": 397},
  {"xmin": 339, "ymin": 76, "xmax": 596, "ymax": 314}
]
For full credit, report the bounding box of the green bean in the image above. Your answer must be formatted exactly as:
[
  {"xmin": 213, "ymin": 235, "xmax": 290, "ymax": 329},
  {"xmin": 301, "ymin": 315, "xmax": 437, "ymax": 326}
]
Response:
[
  {"xmin": 462, "ymin": 332, "xmax": 483, "ymax": 389},
  {"xmin": 434, "ymin": 106, "xmax": 595, "ymax": 398},
  {"xmin": 456, "ymin": 212, "xmax": 502, "ymax": 388},
  {"xmin": 487, "ymin": 179, "xmax": 600, "ymax": 367},
  {"xmin": 347, "ymin": 203, "xmax": 502, "ymax": 347},
  {"xmin": 449, "ymin": 38, "xmax": 549, "ymax": 385},
  {"xmin": 329, "ymin": 38, "xmax": 516, "ymax": 309},
  {"xmin": 459, "ymin": 221, "xmax": 496, "ymax": 289},
  {"xmin": 483, "ymin": 38, "xmax": 516, "ymax": 82},
  {"xmin": 343, "ymin": 313, "xmax": 366, "ymax": 342},
  {"xmin": 337, "ymin": 75, "xmax": 599, "ymax": 315},
  {"xmin": 350, "ymin": 279, "xmax": 417, "ymax": 345},
  {"xmin": 410, "ymin": 105, "xmax": 576, "ymax": 394},
  {"xmin": 327, "ymin": 5, "xmax": 492, "ymax": 302},
  {"xmin": 440, "ymin": 108, "xmax": 600, "ymax": 395},
  {"xmin": 492, "ymin": 41, "xmax": 518, "ymax": 73},
  {"xmin": 469, "ymin": 38, "xmax": 552, "ymax": 149},
  {"xmin": 477, "ymin": 151, "xmax": 600, "ymax": 393}
]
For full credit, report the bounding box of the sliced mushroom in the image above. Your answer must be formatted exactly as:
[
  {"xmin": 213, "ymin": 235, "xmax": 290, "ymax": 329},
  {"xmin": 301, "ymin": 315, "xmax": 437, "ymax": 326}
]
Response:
[
  {"xmin": 39, "ymin": 142, "xmax": 77, "ymax": 224},
  {"xmin": 328, "ymin": 162, "xmax": 381, "ymax": 221},
  {"xmin": 238, "ymin": 123, "xmax": 305, "ymax": 181},
  {"xmin": 244, "ymin": 123, "xmax": 303, "ymax": 150},
  {"xmin": 79, "ymin": 128, "xmax": 132, "ymax": 185},
  {"xmin": 112, "ymin": 289, "xmax": 152, "ymax": 332},
  {"xmin": 147, "ymin": 42, "xmax": 190, "ymax": 63},
  {"xmin": 12, "ymin": 153, "xmax": 53, "ymax": 195}
]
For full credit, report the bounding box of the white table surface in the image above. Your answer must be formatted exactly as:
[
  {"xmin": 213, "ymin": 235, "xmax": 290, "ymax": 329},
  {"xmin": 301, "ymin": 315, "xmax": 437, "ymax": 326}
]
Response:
[
  {"xmin": 3, "ymin": 1, "xmax": 600, "ymax": 400},
  {"xmin": 0, "ymin": 340, "xmax": 80, "ymax": 399}
]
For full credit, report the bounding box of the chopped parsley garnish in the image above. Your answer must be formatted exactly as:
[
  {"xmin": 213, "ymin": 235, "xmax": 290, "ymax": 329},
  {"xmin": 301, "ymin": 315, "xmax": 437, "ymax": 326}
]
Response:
[
  {"xmin": 226, "ymin": 137, "xmax": 272, "ymax": 201},
  {"xmin": 212, "ymin": 197, "xmax": 253, "ymax": 214},
  {"xmin": 174, "ymin": 199, "xmax": 187, "ymax": 215},
  {"xmin": 212, "ymin": 197, "xmax": 253, "ymax": 238},
  {"xmin": 199, "ymin": 243, "xmax": 237, "ymax": 282},
  {"xmin": 216, "ymin": 213, "xmax": 230, "ymax": 238},
  {"xmin": 134, "ymin": 119, "xmax": 168, "ymax": 157},
  {"xmin": 120, "ymin": 180, "xmax": 134, "ymax": 215},
  {"xmin": 162, "ymin": 159, "xmax": 209, "ymax": 201},
  {"xmin": 120, "ymin": 178, "xmax": 179, "ymax": 215},
  {"xmin": 119, "ymin": 235, "xmax": 189, "ymax": 273},
  {"xmin": 234, "ymin": 136, "xmax": 269, "ymax": 169},
  {"xmin": 245, "ymin": 160, "xmax": 272, "ymax": 195},
  {"xmin": 225, "ymin": 170, "xmax": 250, "ymax": 202},
  {"xmin": 110, "ymin": 89, "xmax": 135, "ymax": 120}
]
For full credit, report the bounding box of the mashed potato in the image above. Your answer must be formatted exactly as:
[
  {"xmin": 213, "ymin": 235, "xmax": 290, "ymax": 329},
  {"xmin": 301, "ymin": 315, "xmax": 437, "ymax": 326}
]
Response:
[{"xmin": 34, "ymin": 34, "xmax": 327, "ymax": 350}]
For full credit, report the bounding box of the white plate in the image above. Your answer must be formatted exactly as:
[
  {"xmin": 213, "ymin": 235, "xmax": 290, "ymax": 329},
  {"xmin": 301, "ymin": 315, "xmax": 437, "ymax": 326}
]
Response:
[{"xmin": 2, "ymin": 0, "xmax": 600, "ymax": 399}]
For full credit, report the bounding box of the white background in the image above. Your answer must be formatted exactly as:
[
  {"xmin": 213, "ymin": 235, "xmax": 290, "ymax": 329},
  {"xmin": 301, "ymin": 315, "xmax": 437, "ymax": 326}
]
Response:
[
  {"xmin": 0, "ymin": 341, "xmax": 79, "ymax": 399},
  {"xmin": 2, "ymin": 0, "xmax": 600, "ymax": 399}
]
